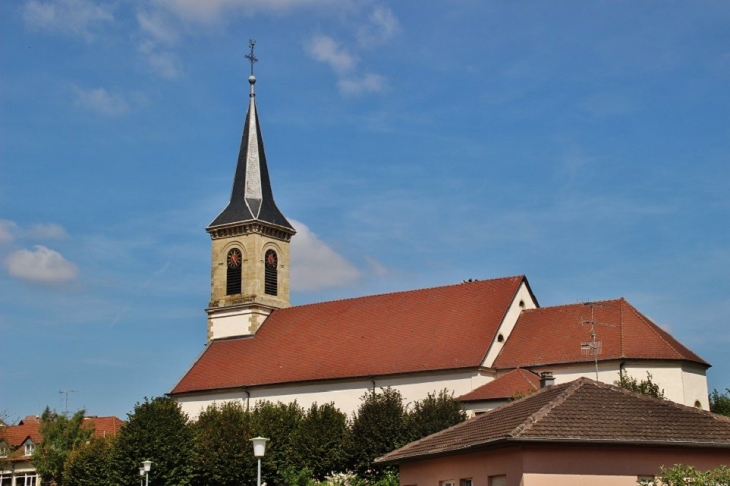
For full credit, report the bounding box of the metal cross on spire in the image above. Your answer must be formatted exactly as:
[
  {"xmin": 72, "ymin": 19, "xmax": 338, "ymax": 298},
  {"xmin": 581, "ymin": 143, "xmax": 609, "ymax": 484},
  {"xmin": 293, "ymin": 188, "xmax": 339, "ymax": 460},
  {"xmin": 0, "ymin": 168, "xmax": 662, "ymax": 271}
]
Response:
[{"xmin": 245, "ymin": 39, "xmax": 258, "ymax": 76}]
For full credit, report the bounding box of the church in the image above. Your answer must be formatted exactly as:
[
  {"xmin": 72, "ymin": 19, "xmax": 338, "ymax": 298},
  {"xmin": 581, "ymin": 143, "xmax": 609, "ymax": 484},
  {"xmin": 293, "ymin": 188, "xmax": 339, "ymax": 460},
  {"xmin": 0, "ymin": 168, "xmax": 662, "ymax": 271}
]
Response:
[{"xmin": 169, "ymin": 68, "xmax": 710, "ymax": 418}]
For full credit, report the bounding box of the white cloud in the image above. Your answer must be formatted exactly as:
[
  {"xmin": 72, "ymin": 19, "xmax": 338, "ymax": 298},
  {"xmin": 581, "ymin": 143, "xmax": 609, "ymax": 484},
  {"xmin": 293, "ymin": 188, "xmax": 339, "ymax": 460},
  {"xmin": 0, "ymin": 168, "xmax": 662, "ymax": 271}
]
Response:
[
  {"xmin": 0, "ymin": 220, "xmax": 18, "ymax": 245},
  {"xmin": 290, "ymin": 219, "xmax": 360, "ymax": 291},
  {"xmin": 357, "ymin": 5, "xmax": 399, "ymax": 48},
  {"xmin": 338, "ymin": 73, "xmax": 387, "ymax": 95},
  {"xmin": 157, "ymin": 0, "xmax": 338, "ymax": 24},
  {"xmin": 137, "ymin": 10, "xmax": 178, "ymax": 45},
  {"xmin": 306, "ymin": 35, "xmax": 357, "ymax": 74},
  {"xmin": 5, "ymin": 245, "xmax": 78, "ymax": 284},
  {"xmin": 73, "ymin": 87, "xmax": 130, "ymax": 116},
  {"xmin": 26, "ymin": 223, "xmax": 68, "ymax": 239},
  {"xmin": 21, "ymin": 0, "xmax": 113, "ymax": 42}
]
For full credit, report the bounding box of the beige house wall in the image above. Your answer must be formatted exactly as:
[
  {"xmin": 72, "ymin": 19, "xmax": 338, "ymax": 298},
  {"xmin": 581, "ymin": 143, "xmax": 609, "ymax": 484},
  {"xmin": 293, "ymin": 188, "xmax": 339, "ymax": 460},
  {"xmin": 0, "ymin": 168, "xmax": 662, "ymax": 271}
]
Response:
[{"xmin": 398, "ymin": 444, "xmax": 730, "ymax": 486}]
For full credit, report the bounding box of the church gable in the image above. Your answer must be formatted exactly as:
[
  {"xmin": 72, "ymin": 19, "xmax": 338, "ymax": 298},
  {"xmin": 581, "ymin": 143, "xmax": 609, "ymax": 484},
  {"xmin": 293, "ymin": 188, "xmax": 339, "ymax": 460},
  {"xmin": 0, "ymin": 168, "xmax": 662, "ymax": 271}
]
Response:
[
  {"xmin": 492, "ymin": 298, "xmax": 708, "ymax": 369},
  {"xmin": 171, "ymin": 276, "xmax": 526, "ymax": 395}
]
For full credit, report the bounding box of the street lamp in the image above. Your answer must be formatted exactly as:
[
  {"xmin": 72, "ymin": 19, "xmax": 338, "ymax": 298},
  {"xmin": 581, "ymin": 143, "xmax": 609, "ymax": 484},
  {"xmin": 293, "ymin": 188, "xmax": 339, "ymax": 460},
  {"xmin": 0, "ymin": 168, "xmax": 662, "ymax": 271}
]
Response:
[
  {"xmin": 250, "ymin": 437, "xmax": 270, "ymax": 486},
  {"xmin": 141, "ymin": 460, "xmax": 152, "ymax": 486},
  {"xmin": 139, "ymin": 466, "xmax": 145, "ymax": 486}
]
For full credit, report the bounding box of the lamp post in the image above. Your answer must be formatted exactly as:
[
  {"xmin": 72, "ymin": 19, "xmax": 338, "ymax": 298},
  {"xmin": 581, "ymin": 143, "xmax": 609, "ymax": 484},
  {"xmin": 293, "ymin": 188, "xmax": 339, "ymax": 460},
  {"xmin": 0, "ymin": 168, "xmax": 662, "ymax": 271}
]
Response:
[
  {"xmin": 250, "ymin": 437, "xmax": 270, "ymax": 486},
  {"xmin": 141, "ymin": 460, "xmax": 152, "ymax": 486},
  {"xmin": 139, "ymin": 466, "xmax": 145, "ymax": 486}
]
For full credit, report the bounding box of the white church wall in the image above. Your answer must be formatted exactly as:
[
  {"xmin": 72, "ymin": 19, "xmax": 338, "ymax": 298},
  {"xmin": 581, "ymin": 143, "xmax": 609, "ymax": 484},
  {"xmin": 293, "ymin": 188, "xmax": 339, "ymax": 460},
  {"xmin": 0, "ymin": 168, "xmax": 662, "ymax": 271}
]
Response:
[
  {"xmin": 176, "ymin": 368, "xmax": 495, "ymax": 420},
  {"xmin": 528, "ymin": 360, "xmax": 707, "ymax": 408},
  {"xmin": 681, "ymin": 364, "xmax": 710, "ymax": 410},
  {"xmin": 482, "ymin": 282, "xmax": 538, "ymax": 368}
]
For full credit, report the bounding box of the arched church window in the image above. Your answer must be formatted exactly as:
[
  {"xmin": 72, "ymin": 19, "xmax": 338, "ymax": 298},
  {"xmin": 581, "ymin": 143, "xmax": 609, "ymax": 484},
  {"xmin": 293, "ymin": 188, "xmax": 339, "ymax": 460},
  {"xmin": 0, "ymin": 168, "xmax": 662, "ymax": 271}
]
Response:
[
  {"xmin": 226, "ymin": 248, "xmax": 243, "ymax": 295},
  {"xmin": 264, "ymin": 249, "xmax": 278, "ymax": 296}
]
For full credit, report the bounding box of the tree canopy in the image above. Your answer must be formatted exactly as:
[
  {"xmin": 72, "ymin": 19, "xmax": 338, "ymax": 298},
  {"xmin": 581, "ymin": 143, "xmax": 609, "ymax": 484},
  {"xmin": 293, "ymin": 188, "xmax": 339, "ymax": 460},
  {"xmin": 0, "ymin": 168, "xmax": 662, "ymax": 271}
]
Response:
[{"xmin": 33, "ymin": 408, "xmax": 93, "ymax": 486}]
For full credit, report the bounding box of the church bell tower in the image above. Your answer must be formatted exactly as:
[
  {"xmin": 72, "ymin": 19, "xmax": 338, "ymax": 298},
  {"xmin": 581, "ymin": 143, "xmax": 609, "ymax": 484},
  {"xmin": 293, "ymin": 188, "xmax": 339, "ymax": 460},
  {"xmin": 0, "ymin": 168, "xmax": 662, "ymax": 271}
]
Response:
[{"xmin": 205, "ymin": 42, "xmax": 295, "ymax": 341}]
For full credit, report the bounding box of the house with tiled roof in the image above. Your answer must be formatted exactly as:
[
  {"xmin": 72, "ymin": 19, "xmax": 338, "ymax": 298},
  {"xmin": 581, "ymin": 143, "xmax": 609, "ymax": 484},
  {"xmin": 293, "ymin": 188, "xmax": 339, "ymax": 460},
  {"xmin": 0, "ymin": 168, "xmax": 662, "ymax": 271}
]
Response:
[
  {"xmin": 376, "ymin": 378, "xmax": 730, "ymax": 486},
  {"xmin": 0, "ymin": 415, "xmax": 123, "ymax": 486},
  {"xmin": 169, "ymin": 68, "xmax": 711, "ymax": 419}
]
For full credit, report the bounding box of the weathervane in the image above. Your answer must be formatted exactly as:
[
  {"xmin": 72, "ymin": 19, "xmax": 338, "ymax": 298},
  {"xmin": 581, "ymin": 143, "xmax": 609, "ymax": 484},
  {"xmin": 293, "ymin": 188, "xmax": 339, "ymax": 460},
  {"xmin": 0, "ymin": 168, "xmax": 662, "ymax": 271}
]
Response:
[{"xmin": 245, "ymin": 39, "xmax": 258, "ymax": 76}]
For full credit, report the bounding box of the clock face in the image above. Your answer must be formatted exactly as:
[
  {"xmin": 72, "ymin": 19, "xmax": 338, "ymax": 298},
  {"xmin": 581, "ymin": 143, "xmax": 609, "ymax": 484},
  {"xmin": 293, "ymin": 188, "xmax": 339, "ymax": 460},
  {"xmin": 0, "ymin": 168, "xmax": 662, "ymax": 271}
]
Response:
[
  {"xmin": 265, "ymin": 250, "xmax": 277, "ymax": 268},
  {"xmin": 227, "ymin": 248, "xmax": 242, "ymax": 269}
]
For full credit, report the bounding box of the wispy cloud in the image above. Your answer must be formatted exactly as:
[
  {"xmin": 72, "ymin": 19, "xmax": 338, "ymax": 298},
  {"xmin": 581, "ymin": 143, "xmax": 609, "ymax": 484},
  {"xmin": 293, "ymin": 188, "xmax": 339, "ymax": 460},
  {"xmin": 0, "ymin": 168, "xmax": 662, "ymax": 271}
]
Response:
[
  {"xmin": 305, "ymin": 5, "xmax": 397, "ymax": 96},
  {"xmin": 306, "ymin": 35, "xmax": 357, "ymax": 74},
  {"xmin": 5, "ymin": 245, "xmax": 78, "ymax": 284},
  {"xmin": 0, "ymin": 220, "xmax": 19, "ymax": 245},
  {"xmin": 338, "ymin": 74, "xmax": 387, "ymax": 96},
  {"xmin": 156, "ymin": 0, "xmax": 339, "ymax": 23},
  {"xmin": 73, "ymin": 87, "xmax": 131, "ymax": 116},
  {"xmin": 356, "ymin": 5, "xmax": 399, "ymax": 48},
  {"xmin": 290, "ymin": 219, "xmax": 360, "ymax": 291},
  {"xmin": 21, "ymin": 0, "xmax": 113, "ymax": 42},
  {"xmin": 26, "ymin": 223, "xmax": 68, "ymax": 239}
]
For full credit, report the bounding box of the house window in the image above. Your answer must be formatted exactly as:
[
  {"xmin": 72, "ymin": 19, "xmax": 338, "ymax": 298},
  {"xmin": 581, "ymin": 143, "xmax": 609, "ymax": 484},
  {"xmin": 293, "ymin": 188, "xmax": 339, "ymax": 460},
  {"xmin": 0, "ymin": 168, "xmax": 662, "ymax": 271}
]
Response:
[
  {"xmin": 24, "ymin": 441, "xmax": 34, "ymax": 456},
  {"xmin": 440, "ymin": 481, "xmax": 455, "ymax": 486},
  {"xmin": 460, "ymin": 480, "xmax": 473, "ymax": 486},
  {"xmin": 264, "ymin": 249, "xmax": 278, "ymax": 296},
  {"xmin": 489, "ymin": 476, "xmax": 506, "ymax": 486},
  {"xmin": 226, "ymin": 248, "xmax": 243, "ymax": 295},
  {"xmin": 0, "ymin": 442, "xmax": 7, "ymax": 457},
  {"xmin": 637, "ymin": 476, "xmax": 655, "ymax": 485},
  {"xmin": 23, "ymin": 474, "xmax": 37, "ymax": 486}
]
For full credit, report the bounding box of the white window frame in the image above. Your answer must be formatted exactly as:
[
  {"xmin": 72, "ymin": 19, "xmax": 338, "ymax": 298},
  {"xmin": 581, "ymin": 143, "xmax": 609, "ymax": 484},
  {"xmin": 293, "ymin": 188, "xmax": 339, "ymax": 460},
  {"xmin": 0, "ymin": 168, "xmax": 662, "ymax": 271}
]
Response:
[{"xmin": 24, "ymin": 441, "xmax": 35, "ymax": 456}]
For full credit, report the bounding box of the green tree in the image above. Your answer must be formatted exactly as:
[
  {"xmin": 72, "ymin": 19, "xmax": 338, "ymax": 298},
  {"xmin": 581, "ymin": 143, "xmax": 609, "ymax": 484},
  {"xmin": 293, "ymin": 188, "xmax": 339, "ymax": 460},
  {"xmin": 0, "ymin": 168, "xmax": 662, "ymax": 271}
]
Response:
[
  {"xmin": 709, "ymin": 388, "xmax": 730, "ymax": 417},
  {"xmin": 33, "ymin": 408, "xmax": 93, "ymax": 486},
  {"xmin": 640, "ymin": 464, "xmax": 730, "ymax": 485},
  {"xmin": 192, "ymin": 401, "xmax": 256, "ymax": 486},
  {"xmin": 289, "ymin": 403, "xmax": 349, "ymax": 481},
  {"xmin": 251, "ymin": 401, "xmax": 304, "ymax": 485},
  {"xmin": 615, "ymin": 372, "xmax": 665, "ymax": 399},
  {"xmin": 348, "ymin": 388, "xmax": 410, "ymax": 480},
  {"xmin": 109, "ymin": 397, "xmax": 194, "ymax": 486},
  {"xmin": 408, "ymin": 389, "xmax": 466, "ymax": 441},
  {"xmin": 63, "ymin": 435, "xmax": 114, "ymax": 486}
]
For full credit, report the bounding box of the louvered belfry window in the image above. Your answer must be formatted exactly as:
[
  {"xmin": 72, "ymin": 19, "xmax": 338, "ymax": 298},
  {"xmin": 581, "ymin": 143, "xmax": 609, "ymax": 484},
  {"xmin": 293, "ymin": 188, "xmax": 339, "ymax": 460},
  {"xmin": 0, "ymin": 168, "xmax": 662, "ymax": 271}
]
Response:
[
  {"xmin": 226, "ymin": 248, "xmax": 243, "ymax": 295},
  {"xmin": 264, "ymin": 249, "xmax": 278, "ymax": 296}
]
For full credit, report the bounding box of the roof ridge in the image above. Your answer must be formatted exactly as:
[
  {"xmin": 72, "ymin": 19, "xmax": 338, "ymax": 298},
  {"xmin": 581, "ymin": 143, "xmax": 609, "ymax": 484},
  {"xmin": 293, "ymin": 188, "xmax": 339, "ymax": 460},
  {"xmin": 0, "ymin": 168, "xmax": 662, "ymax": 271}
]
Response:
[
  {"xmin": 620, "ymin": 299, "xmax": 683, "ymax": 360},
  {"xmin": 517, "ymin": 368, "xmax": 540, "ymax": 390},
  {"xmin": 285, "ymin": 275, "xmax": 525, "ymax": 311},
  {"xmin": 598, "ymin": 378, "xmax": 730, "ymax": 422},
  {"xmin": 509, "ymin": 378, "xmax": 589, "ymax": 437},
  {"xmin": 522, "ymin": 298, "xmax": 624, "ymax": 313}
]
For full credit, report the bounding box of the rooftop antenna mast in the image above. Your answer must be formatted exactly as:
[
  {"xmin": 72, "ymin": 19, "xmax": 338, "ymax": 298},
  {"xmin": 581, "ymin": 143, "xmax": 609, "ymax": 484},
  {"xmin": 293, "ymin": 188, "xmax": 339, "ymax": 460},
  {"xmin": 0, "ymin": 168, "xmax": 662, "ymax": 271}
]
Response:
[
  {"xmin": 59, "ymin": 389, "xmax": 78, "ymax": 413},
  {"xmin": 579, "ymin": 302, "xmax": 616, "ymax": 381}
]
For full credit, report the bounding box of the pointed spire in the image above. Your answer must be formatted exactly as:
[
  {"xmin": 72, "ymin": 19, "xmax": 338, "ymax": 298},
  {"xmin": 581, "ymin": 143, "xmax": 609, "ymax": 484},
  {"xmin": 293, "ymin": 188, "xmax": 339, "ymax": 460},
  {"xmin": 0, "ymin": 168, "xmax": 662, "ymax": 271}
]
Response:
[{"xmin": 208, "ymin": 42, "xmax": 294, "ymax": 232}]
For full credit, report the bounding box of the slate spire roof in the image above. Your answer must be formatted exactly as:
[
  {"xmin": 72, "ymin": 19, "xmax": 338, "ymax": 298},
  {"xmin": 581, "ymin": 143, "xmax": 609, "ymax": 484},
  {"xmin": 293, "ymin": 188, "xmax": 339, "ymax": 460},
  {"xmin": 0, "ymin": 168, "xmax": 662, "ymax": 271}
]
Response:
[
  {"xmin": 376, "ymin": 378, "xmax": 730, "ymax": 464},
  {"xmin": 208, "ymin": 75, "xmax": 294, "ymax": 231}
]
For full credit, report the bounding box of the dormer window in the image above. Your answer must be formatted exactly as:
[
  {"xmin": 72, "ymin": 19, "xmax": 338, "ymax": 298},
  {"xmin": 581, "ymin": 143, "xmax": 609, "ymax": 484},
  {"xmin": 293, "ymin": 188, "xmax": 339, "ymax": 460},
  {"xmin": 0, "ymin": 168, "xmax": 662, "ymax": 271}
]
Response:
[
  {"xmin": 0, "ymin": 441, "xmax": 8, "ymax": 457},
  {"xmin": 24, "ymin": 440, "xmax": 34, "ymax": 456}
]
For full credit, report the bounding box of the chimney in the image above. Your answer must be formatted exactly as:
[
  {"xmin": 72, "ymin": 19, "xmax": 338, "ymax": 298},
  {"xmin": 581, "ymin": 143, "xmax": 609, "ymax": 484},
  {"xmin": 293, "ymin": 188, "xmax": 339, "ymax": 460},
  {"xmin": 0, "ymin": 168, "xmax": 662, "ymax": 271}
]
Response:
[{"xmin": 540, "ymin": 371, "xmax": 555, "ymax": 388}]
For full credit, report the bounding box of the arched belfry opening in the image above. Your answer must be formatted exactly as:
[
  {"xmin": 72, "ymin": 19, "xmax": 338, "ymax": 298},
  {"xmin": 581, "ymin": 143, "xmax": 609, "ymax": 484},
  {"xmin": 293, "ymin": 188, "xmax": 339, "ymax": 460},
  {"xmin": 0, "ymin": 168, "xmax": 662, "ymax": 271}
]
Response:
[
  {"xmin": 226, "ymin": 248, "xmax": 243, "ymax": 295},
  {"xmin": 264, "ymin": 249, "xmax": 278, "ymax": 296}
]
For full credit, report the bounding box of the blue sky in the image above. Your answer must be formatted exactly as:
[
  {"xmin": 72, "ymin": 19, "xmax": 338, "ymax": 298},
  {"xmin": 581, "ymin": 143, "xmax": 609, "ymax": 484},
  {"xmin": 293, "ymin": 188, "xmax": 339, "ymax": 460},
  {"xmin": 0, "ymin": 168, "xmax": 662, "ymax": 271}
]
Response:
[{"xmin": 1, "ymin": 0, "xmax": 729, "ymax": 421}]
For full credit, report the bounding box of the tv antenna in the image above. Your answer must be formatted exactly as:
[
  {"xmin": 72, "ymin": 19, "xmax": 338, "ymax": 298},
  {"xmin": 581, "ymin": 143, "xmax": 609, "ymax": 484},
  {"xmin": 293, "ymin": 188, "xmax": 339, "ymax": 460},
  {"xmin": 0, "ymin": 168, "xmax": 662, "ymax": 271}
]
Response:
[
  {"xmin": 59, "ymin": 389, "xmax": 78, "ymax": 413},
  {"xmin": 579, "ymin": 302, "xmax": 616, "ymax": 381}
]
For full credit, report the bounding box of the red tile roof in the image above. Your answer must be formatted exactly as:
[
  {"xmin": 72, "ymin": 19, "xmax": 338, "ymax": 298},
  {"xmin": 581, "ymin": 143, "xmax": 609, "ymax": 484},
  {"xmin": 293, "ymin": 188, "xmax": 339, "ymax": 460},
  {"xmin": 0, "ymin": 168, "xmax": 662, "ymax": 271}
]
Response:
[
  {"xmin": 0, "ymin": 415, "xmax": 124, "ymax": 462},
  {"xmin": 493, "ymin": 298, "xmax": 707, "ymax": 369},
  {"xmin": 377, "ymin": 378, "xmax": 730, "ymax": 464},
  {"xmin": 84, "ymin": 416, "xmax": 124, "ymax": 437},
  {"xmin": 459, "ymin": 368, "xmax": 539, "ymax": 402},
  {"xmin": 171, "ymin": 276, "xmax": 526, "ymax": 394}
]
